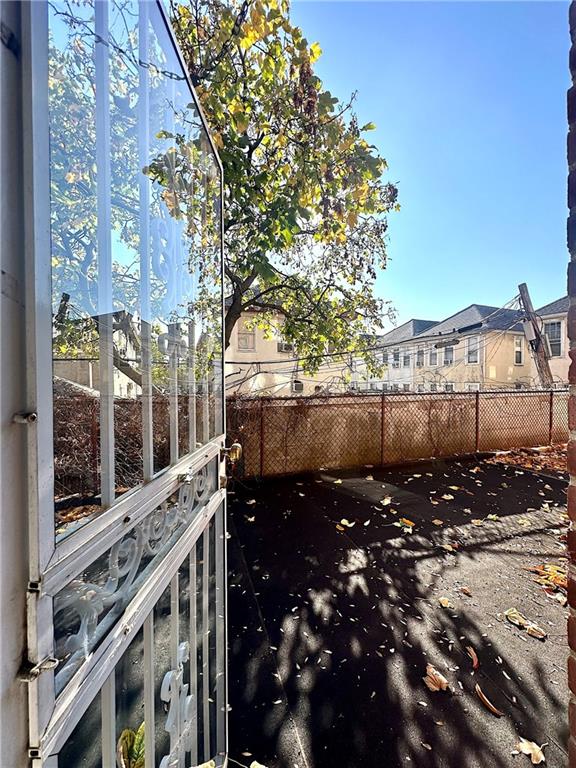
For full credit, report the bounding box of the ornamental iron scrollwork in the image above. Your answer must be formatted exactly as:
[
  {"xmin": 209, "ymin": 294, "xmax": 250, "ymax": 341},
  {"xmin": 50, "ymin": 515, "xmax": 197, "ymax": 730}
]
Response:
[{"xmin": 53, "ymin": 462, "xmax": 215, "ymax": 693}]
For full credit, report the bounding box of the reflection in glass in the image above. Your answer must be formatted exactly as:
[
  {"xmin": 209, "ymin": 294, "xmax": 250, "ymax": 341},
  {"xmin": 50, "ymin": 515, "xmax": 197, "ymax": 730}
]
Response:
[
  {"xmin": 154, "ymin": 581, "xmax": 172, "ymax": 765},
  {"xmin": 116, "ymin": 627, "xmax": 145, "ymax": 767},
  {"xmin": 48, "ymin": 0, "xmax": 223, "ymax": 539},
  {"xmin": 57, "ymin": 691, "xmax": 101, "ymax": 768}
]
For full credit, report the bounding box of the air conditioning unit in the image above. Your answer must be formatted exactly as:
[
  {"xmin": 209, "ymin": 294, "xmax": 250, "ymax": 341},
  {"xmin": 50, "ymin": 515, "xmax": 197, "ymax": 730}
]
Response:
[
  {"xmin": 277, "ymin": 341, "xmax": 294, "ymax": 353},
  {"xmin": 292, "ymin": 379, "xmax": 304, "ymax": 393}
]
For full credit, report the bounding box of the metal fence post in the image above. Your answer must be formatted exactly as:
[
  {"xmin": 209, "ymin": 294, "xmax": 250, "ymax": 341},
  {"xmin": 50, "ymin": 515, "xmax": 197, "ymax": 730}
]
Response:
[
  {"xmin": 549, "ymin": 389, "xmax": 554, "ymax": 445},
  {"xmin": 475, "ymin": 391, "xmax": 480, "ymax": 453},
  {"xmin": 259, "ymin": 398, "xmax": 265, "ymax": 478},
  {"xmin": 380, "ymin": 393, "xmax": 385, "ymax": 466}
]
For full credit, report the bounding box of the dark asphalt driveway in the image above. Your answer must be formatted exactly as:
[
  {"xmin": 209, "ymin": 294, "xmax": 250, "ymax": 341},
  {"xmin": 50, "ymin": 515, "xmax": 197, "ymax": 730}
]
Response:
[{"xmin": 227, "ymin": 457, "xmax": 568, "ymax": 768}]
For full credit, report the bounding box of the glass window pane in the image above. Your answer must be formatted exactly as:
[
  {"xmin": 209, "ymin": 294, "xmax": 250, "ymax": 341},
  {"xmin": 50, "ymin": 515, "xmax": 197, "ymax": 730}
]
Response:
[
  {"xmin": 56, "ymin": 691, "xmax": 101, "ymax": 768},
  {"xmin": 49, "ymin": 0, "xmax": 223, "ymax": 539}
]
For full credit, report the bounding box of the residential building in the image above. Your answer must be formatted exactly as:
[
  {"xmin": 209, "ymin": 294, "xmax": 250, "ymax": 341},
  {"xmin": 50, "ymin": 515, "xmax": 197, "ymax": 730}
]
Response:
[
  {"xmin": 356, "ymin": 304, "xmax": 533, "ymax": 392},
  {"xmin": 226, "ymin": 309, "xmax": 349, "ymax": 395}
]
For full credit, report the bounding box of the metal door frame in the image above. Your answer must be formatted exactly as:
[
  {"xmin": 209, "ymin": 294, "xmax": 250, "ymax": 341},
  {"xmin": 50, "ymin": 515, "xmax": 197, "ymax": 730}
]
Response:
[{"xmin": 20, "ymin": 1, "xmax": 228, "ymax": 764}]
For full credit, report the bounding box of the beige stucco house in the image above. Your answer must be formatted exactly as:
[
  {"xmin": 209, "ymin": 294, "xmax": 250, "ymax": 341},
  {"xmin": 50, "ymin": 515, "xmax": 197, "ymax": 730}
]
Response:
[
  {"xmin": 355, "ymin": 304, "xmax": 533, "ymax": 393},
  {"xmin": 225, "ymin": 309, "xmax": 349, "ymax": 396}
]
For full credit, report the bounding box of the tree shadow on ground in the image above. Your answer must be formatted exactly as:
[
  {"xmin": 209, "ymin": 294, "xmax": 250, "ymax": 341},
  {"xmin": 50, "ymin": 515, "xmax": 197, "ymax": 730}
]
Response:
[{"xmin": 228, "ymin": 459, "xmax": 568, "ymax": 768}]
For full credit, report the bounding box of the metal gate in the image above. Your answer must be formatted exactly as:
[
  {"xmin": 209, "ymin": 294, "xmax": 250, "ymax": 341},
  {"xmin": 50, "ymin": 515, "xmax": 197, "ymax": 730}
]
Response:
[{"xmin": 21, "ymin": 1, "xmax": 227, "ymax": 765}]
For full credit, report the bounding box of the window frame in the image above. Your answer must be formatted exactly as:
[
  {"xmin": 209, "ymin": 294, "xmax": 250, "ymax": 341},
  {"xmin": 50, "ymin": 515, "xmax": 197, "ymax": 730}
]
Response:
[
  {"xmin": 466, "ymin": 335, "xmax": 479, "ymax": 365},
  {"xmin": 514, "ymin": 336, "xmax": 524, "ymax": 365},
  {"xmin": 544, "ymin": 320, "xmax": 562, "ymax": 358},
  {"xmin": 443, "ymin": 346, "xmax": 454, "ymax": 366}
]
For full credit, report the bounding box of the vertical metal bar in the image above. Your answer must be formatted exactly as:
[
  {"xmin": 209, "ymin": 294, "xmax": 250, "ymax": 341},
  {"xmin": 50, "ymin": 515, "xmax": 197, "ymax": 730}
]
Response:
[
  {"xmin": 95, "ymin": 0, "xmax": 115, "ymax": 507},
  {"xmin": 203, "ymin": 355, "xmax": 210, "ymax": 444},
  {"xmin": 143, "ymin": 613, "xmax": 155, "ymax": 766},
  {"xmin": 101, "ymin": 672, "xmax": 116, "ymax": 768},
  {"xmin": 214, "ymin": 503, "xmax": 227, "ymax": 756},
  {"xmin": 380, "ymin": 393, "xmax": 385, "ymax": 466},
  {"xmin": 549, "ymin": 389, "xmax": 554, "ymax": 445},
  {"xmin": 202, "ymin": 526, "xmax": 210, "ymax": 759},
  {"xmin": 259, "ymin": 398, "xmax": 265, "ymax": 478},
  {"xmin": 138, "ymin": 1, "xmax": 153, "ymax": 481},
  {"xmin": 189, "ymin": 547, "xmax": 198, "ymax": 765},
  {"xmin": 475, "ymin": 391, "xmax": 480, "ymax": 453},
  {"xmin": 171, "ymin": 572, "xmax": 179, "ymax": 668},
  {"xmin": 189, "ymin": 319, "xmax": 197, "ymax": 452},
  {"xmin": 169, "ymin": 323, "xmax": 179, "ymax": 463},
  {"xmin": 21, "ymin": 0, "xmax": 57, "ymax": 744}
]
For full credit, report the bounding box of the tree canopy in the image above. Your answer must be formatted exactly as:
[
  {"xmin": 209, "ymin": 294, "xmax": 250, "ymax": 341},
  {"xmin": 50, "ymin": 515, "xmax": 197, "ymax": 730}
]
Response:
[{"xmin": 170, "ymin": 0, "xmax": 398, "ymax": 371}]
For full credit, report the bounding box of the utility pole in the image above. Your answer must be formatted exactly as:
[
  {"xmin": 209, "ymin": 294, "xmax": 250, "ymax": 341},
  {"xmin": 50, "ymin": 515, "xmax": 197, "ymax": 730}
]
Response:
[{"xmin": 518, "ymin": 283, "xmax": 554, "ymax": 389}]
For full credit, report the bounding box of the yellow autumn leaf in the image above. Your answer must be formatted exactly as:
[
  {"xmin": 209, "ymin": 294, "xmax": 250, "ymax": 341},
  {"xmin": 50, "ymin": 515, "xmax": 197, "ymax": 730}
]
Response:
[{"xmin": 399, "ymin": 517, "xmax": 415, "ymax": 527}]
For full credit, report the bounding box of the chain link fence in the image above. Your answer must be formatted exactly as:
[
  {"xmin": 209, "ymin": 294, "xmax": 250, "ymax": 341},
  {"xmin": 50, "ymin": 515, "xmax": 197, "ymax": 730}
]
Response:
[{"xmin": 226, "ymin": 390, "xmax": 569, "ymax": 478}]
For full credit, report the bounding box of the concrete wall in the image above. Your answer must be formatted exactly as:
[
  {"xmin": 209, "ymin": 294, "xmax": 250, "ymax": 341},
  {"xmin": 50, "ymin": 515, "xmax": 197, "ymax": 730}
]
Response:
[{"xmin": 0, "ymin": 3, "xmax": 30, "ymax": 764}]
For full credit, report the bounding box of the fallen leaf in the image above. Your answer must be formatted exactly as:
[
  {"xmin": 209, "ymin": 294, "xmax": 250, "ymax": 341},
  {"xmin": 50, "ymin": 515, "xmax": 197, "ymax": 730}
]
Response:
[
  {"xmin": 475, "ymin": 683, "xmax": 503, "ymax": 717},
  {"xmin": 336, "ymin": 524, "xmax": 345, "ymax": 532},
  {"xmin": 487, "ymin": 514, "xmax": 500, "ymax": 521},
  {"xmin": 365, "ymin": 474, "xmax": 374, "ymax": 481},
  {"xmin": 442, "ymin": 494, "xmax": 454, "ymax": 501},
  {"xmin": 471, "ymin": 519, "xmax": 484, "ymax": 526},
  {"xmin": 466, "ymin": 645, "xmax": 479, "ymax": 669},
  {"xmin": 421, "ymin": 743, "xmax": 433, "ymax": 751},
  {"xmin": 381, "ymin": 496, "xmax": 392, "ymax": 506},
  {"xmin": 516, "ymin": 738, "xmax": 546, "ymax": 764},
  {"xmin": 438, "ymin": 597, "xmax": 453, "ymax": 609},
  {"xmin": 432, "ymin": 519, "xmax": 444, "ymax": 526},
  {"xmin": 246, "ymin": 499, "xmax": 256, "ymax": 505},
  {"xmin": 505, "ymin": 608, "xmax": 547, "ymax": 640},
  {"xmin": 423, "ymin": 663, "xmax": 450, "ymax": 692},
  {"xmin": 246, "ymin": 516, "xmax": 255, "ymax": 523},
  {"xmin": 334, "ymin": 479, "xmax": 342, "ymax": 485},
  {"xmin": 340, "ymin": 518, "xmax": 355, "ymax": 528},
  {"xmin": 400, "ymin": 517, "xmax": 415, "ymax": 527},
  {"xmin": 448, "ymin": 486, "xmax": 460, "ymax": 491},
  {"xmin": 460, "ymin": 586, "xmax": 472, "ymax": 596}
]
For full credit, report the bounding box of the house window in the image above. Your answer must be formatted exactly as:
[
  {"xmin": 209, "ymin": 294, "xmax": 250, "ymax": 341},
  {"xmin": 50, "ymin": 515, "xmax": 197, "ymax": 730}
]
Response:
[
  {"xmin": 314, "ymin": 385, "xmax": 322, "ymax": 393},
  {"xmin": 238, "ymin": 327, "xmax": 255, "ymax": 351},
  {"xmin": 403, "ymin": 383, "xmax": 410, "ymax": 391},
  {"xmin": 514, "ymin": 337, "xmax": 524, "ymax": 365},
  {"xmin": 416, "ymin": 349, "xmax": 424, "ymax": 368},
  {"xmin": 466, "ymin": 336, "xmax": 479, "ymax": 364},
  {"xmin": 383, "ymin": 383, "xmax": 389, "ymax": 392},
  {"xmin": 382, "ymin": 352, "xmax": 389, "ymax": 365},
  {"xmin": 443, "ymin": 346, "xmax": 454, "ymax": 366},
  {"xmin": 429, "ymin": 349, "xmax": 438, "ymax": 366},
  {"xmin": 277, "ymin": 340, "xmax": 294, "ymax": 353},
  {"xmin": 292, "ymin": 379, "xmax": 304, "ymax": 393},
  {"xmin": 466, "ymin": 383, "xmax": 480, "ymax": 392},
  {"xmin": 417, "ymin": 383, "xmax": 425, "ymax": 393},
  {"xmin": 392, "ymin": 350, "xmax": 400, "ymax": 368},
  {"xmin": 391, "ymin": 383, "xmax": 399, "ymax": 392},
  {"xmin": 544, "ymin": 321, "xmax": 562, "ymax": 357},
  {"xmin": 444, "ymin": 383, "xmax": 455, "ymax": 393},
  {"xmin": 429, "ymin": 383, "xmax": 437, "ymax": 392},
  {"xmin": 403, "ymin": 353, "xmax": 410, "ymax": 367}
]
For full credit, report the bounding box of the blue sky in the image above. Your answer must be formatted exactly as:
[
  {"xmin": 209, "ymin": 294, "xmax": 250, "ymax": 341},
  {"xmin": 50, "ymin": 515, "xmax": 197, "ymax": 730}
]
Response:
[{"xmin": 291, "ymin": 1, "xmax": 570, "ymax": 328}]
